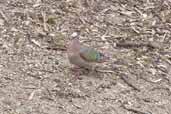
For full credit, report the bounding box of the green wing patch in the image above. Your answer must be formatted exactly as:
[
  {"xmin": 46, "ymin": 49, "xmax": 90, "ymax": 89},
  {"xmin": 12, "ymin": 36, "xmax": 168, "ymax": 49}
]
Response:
[{"xmin": 79, "ymin": 46, "xmax": 100, "ymax": 62}]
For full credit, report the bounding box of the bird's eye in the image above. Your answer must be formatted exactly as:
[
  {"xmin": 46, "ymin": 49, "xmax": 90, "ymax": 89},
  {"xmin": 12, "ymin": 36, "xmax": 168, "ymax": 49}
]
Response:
[{"xmin": 99, "ymin": 53, "xmax": 104, "ymax": 57}]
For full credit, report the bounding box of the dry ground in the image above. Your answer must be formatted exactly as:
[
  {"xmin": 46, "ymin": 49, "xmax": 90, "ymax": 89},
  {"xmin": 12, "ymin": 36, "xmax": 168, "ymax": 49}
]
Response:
[{"xmin": 0, "ymin": 0, "xmax": 171, "ymax": 114}]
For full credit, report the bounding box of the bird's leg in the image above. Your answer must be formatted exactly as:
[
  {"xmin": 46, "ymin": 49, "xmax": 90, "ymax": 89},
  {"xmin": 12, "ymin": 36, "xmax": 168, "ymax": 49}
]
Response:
[
  {"xmin": 70, "ymin": 66, "xmax": 84, "ymax": 77},
  {"xmin": 70, "ymin": 66, "xmax": 82, "ymax": 72},
  {"xmin": 70, "ymin": 66, "xmax": 89, "ymax": 77}
]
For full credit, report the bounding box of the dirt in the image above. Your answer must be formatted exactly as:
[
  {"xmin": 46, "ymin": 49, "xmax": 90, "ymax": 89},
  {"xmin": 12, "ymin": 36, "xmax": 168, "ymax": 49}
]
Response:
[{"xmin": 0, "ymin": 0, "xmax": 171, "ymax": 114}]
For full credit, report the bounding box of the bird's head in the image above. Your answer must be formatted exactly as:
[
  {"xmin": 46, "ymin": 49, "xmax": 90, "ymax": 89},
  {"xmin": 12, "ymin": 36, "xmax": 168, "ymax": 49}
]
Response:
[
  {"xmin": 67, "ymin": 37, "xmax": 81, "ymax": 53},
  {"xmin": 97, "ymin": 52, "xmax": 110, "ymax": 63}
]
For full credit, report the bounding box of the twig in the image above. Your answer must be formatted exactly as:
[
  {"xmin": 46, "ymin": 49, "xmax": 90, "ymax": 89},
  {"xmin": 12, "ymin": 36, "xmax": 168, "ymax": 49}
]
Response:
[
  {"xmin": 0, "ymin": 10, "xmax": 8, "ymax": 22},
  {"xmin": 150, "ymin": 87, "xmax": 171, "ymax": 96},
  {"xmin": 159, "ymin": 55, "xmax": 171, "ymax": 66},
  {"xmin": 119, "ymin": 73, "xmax": 141, "ymax": 91},
  {"xmin": 95, "ymin": 69, "xmax": 114, "ymax": 73},
  {"xmin": 26, "ymin": 33, "xmax": 43, "ymax": 48},
  {"xmin": 41, "ymin": 11, "xmax": 48, "ymax": 31},
  {"xmin": 121, "ymin": 105, "xmax": 152, "ymax": 114},
  {"xmin": 46, "ymin": 45, "xmax": 67, "ymax": 51},
  {"xmin": 116, "ymin": 41, "xmax": 161, "ymax": 49},
  {"xmin": 140, "ymin": 76, "xmax": 163, "ymax": 84},
  {"xmin": 28, "ymin": 89, "xmax": 41, "ymax": 100}
]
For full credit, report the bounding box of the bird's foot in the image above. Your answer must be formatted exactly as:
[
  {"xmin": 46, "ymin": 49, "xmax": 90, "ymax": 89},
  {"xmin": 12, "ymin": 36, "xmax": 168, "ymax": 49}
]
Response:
[
  {"xmin": 70, "ymin": 66, "xmax": 82, "ymax": 71},
  {"xmin": 70, "ymin": 67, "xmax": 89, "ymax": 78}
]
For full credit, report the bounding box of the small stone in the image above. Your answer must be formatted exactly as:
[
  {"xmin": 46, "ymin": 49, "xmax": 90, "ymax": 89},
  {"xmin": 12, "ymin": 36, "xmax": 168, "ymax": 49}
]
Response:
[
  {"xmin": 71, "ymin": 32, "xmax": 78, "ymax": 37},
  {"xmin": 0, "ymin": 19, "xmax": 4, "ymax": 25}
]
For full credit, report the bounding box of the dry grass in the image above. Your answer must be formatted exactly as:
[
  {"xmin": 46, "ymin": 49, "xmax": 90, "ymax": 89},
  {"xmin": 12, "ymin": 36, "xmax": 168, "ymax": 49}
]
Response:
[{"xmin": 0, "ymin": 0, "xmax": 171, "ymax": 114}]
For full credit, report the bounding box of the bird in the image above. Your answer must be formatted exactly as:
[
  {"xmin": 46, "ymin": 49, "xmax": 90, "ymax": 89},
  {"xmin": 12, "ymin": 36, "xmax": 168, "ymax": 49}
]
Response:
[{"xmin": 67, "ymin": 38, "xmax": 108, "ymax": 71}]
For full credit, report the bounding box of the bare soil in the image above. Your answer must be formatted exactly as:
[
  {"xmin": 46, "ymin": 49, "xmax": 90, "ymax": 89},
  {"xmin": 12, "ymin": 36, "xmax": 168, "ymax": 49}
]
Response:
[{"xmin": 0, "ymin": 0, "xmax": 171, "ymax": 114}]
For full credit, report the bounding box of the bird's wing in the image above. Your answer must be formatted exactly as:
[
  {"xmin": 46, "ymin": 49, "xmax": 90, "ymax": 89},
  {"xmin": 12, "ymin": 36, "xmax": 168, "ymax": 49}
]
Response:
[{"xmin": 79, "ymin": 46, "xmax": 100, "ymax": 62}]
